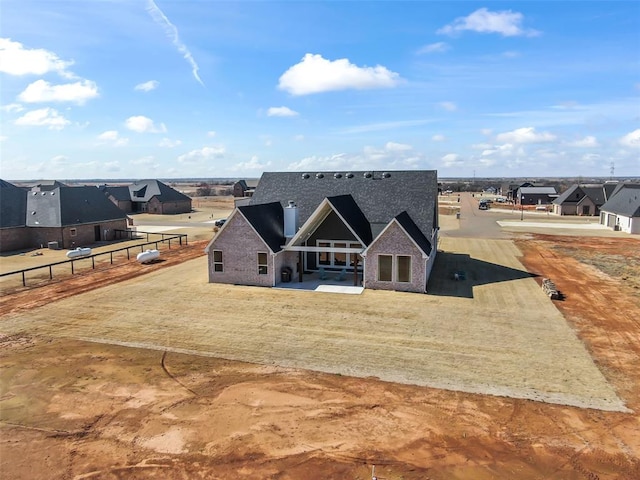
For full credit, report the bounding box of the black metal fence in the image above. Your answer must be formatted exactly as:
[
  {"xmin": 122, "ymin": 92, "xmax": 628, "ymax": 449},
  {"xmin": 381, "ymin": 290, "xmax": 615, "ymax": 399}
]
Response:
[{"xmin": 0, "ymin": 231, "xmax": 188, "ymax": 288}]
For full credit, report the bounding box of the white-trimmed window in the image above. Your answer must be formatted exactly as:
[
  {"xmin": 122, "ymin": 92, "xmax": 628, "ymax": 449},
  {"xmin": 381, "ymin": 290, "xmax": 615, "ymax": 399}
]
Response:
[
  {"xmin": 377, "ymin": 255, "xmax": 392, "ymax": 281},
  {"xmin": 70, "ymin": 228, "xmax": 77, "ymax": 237},
  {"xmin": 258, "ymin": 252, "xmax": 268, "ymax": 275},
  {"xmin": 396, "ymin": 255, "xmax": 412, "ymax": 283},
  {"xmin": 316, "ymin": 240, "xmax": 362, "ymax": 268},
  {"xmin": 213, "ymin": 250, "xmax": 223, "ymax": 272}
]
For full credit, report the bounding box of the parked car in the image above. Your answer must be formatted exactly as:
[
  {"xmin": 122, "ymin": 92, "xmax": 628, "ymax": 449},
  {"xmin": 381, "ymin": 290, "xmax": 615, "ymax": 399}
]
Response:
[
  {"xmin": 214, "ymin": 218, "xmax": 227, "ymax": 227},
  {"xmin": 479, "ymin": 201, "xmax": 489, "ymax": 210}
]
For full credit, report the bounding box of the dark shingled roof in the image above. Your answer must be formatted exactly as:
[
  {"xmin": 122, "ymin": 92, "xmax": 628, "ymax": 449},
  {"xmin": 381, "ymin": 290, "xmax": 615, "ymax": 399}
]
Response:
[
  {"xmin": 238, "ymin": 201, "xmax": 285, "ymax": 253},
  {"xmin": 100, "ymin": 185, "xmax": 132, "ymax": 201},
  {"xmin": 326, "ymin": 195, "xmax": 373, "ymax": 245},
  {"xmin": 26, "ymin": 186, "xmax": 128, "ymax": 227},
  {"xmin": 601, "ymin": 184, "xmax": 640, "ymax": 217},
  {"xmin": 554, "ymin": 185, "xmax": 608, "ymax": 206},
  {"xmin": 0, "ymin": 179, "xmax": 27, "ymax": 228},
  {"xmin": 128, "ymin": 180, "xmax": 191, "ymax": 203},
  {"xmin": 250, "ymin": 170, "xmax": 438, "ymax": 237},
  {"xmin": 394, "ymin": 211, "xmax": 432, "ymax": 255}
]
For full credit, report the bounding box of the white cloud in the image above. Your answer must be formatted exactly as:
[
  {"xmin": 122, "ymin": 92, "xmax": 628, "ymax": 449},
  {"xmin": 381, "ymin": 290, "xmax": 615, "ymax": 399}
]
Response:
[
  {"xmin": 495, "ymin": 127, "xmax": 556, "ymax": 144},
  {"xmin": 15, "ymin": 108, "xmax": 70, "ymax": 130},
  {"xmin": 267, "ymin": 106, "xmax": 299, "ymax": 117},
  {"xmin": 438, "ymin": 101, "xmax": 457, "ymax": 112},
  {"xmin": 0, "ymin": 136, "xmax": 7, "ymax": 142},
  {"xmin": 567, "ymin": 136, "xmax": 599, "ymax": 148},
  {"xmin": 177, "ymin": 145, "xmax": 225, "ymax": 164},
  {"xmin": 131, "ymin": 156, "xmax": 157, "ymax": 166},
  {"xmin": 287, "ymin": 143, "xmax": 427, "ymax": 171},
  {"xmin": 293, "ymin": 134, "xmax": 304, "ymax": 141},
  {"xmin": 437, "ymin": 8, "xmax": 540, "ymax": 37},
  {"xmin": 1, "ymin": 103, "xmax": 24, "ymax": 113},
  {"xmin": 158, "ymin": 137, "xmax": 182, "ymax": 148},
  {"xmin": 432, "ymin": 134, "xmax": 446, "ymax": 142},
  {"xmin": 0, "ymin": 38, "xmax": 74, "ymax": 77},
  {"xmin": 233, "ymin": 156, "xmax": 271, "ymax": 172},
  {"xmin": 278, "ymin": 53, "xmax": 401, "ymax": 96},
  {"xmin": 145, "ymin": 0, "xmax": 204, "ymax": 86},
  {"xmin": 385, "ymin": 141, "xmax": 412, "ymax": 151},
  {"xmin": 51, "ymin": 155, "xmax": 69, "ymax": 166},
  {"xmin": 207, "ymin": 130, "xmax": 217, "ymax": 137},
  {"xmin": 417, "ymin": 42, "xmax": 450, "ymax": 54},
  {"xmin": 338, "ymin": 119, "xmax": 433, "ymax": 135},
  {"xmin": 97, "ymin": 130, "xmax": 128, "ymax": 146},
  {"xmin": 441, "ymin": 153, "xmax": 464, "ymax": 167},
  {"xmin": 18, "ymin": 79, "xmax": 99, "ymax": 104},
  {"xmin": 125, "ymin": 115, "xmax": 167, "ymax": 133},
  {"xmin": 135, "ymin": 80, "xmax": 159, "ymax": 92},
  {"xmin": 620, "ymin": 129, "xmax": 640, "ymax": 148},
  {"xmin": 481, "ymin": 128, "xmax": 493, "ymax": 136}
]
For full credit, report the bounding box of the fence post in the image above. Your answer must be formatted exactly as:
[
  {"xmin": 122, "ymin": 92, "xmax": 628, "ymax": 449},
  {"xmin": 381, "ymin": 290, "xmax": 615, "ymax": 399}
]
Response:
[
  {"xmin": 49, "ymin": 265, "xmax": 53, "ymax": 280},
  {"xmin": 110, "ymin": 252, "xmax": 113, "ymax": 264},
  {"xmin": 71, "ymin": 260, "xmax": 74, "ymax": 275},
  {"xmin": 22, "ymin": 271, "xmax": 26, "ymax": 287},
  {"xmin": 92, "ymin": 257, "xmax": 95, "ymax": 269}
]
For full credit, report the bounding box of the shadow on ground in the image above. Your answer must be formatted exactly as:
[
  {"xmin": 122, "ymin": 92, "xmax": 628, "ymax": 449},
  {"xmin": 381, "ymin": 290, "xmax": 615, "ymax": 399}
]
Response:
[{"xmin": 427, "ymin": 251, "xmax": 537, "ymax": 298}]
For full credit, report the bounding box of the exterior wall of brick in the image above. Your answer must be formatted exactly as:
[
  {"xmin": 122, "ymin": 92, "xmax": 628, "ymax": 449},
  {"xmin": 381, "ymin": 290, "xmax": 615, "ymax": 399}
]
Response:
[
  {"xmin": 146, "ymin": 197, "xmax": 192, "ymax": 215},
  {"xmin": 363, "ymin": 221, "xmax": 426, "ymax": 293},
  {"xmin": 274, "ymin": 250, "xmax": 300, "ymax": 284},
  {"xmin": 207, "ymin": 211, "xmax": 275, "ymax": 287},
  {"xmin": 0, "ymin": 227, "xmax": 31, "ymax": 252}
]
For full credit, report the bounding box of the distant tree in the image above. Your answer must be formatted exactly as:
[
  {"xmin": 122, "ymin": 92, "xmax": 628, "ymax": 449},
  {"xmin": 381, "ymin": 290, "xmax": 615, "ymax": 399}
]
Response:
[{"xmin": 195, "ymin": 182, "xmax": 212, "ymax": 196}]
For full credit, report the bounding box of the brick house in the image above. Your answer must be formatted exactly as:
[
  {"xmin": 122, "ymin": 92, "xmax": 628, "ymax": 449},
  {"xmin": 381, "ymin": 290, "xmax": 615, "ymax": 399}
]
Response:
[
  {"xmin": 101, "ymin": 179, "xmax": 192, "ymax": 214},
  {"xmin": 516, "ymin": 186, "xmax": 558, "ymax": 205},
  {"xmin": 205, "ymin": 170, "xmax": 439, "ymax": 293},
  {"xmin": 1, "ymin": 180, "xmax": 129, "ymax": 252},
  {"xmin": 232, "ymin": 179, "xmax": 259, "ymax": 197}
]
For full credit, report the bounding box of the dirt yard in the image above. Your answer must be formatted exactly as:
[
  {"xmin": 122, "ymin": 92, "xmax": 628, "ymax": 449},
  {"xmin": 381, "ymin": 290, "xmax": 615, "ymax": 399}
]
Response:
[{"xmin": 1, "ymin": 225, "xmax": 640, "ymax": 477}]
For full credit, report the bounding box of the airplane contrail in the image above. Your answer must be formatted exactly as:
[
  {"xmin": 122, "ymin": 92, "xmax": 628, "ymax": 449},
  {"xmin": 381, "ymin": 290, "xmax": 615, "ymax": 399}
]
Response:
[{"xmin": 146, "ymin": 0, "xmax": 204, "ymax": 86}]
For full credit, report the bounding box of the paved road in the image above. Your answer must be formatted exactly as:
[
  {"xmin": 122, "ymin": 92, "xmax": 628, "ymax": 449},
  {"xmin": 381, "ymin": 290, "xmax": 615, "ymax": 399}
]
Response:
[{"xmin": 441, "ymin": 193, "xmax": 514, "ymax": 239}]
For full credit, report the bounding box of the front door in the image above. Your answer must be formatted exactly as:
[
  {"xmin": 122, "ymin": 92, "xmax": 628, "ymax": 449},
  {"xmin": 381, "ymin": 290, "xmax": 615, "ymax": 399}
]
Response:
[{"xmin": 94, "ymin": 225, "xmax": 101, "ymax": 241}]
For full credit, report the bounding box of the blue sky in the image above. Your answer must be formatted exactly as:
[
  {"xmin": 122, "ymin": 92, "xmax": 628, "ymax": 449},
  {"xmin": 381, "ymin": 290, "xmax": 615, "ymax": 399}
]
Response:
[{"xmin": 1, "ymin": 1, "xmax": 638, "ymax": 180}]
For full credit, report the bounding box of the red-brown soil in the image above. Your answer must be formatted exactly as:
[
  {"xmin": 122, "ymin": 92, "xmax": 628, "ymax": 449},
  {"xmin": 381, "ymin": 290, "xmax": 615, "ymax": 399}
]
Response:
[{"xmin": 1, "ymin": 235, "xmax": 639, "ymax": 479}]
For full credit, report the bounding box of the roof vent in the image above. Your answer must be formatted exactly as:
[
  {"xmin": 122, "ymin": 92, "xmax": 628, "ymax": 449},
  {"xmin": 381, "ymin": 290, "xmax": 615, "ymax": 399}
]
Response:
[
  {"xmin": 382, "ymin": 172, "xmax": 391, "ymax": 178},
  {"xmin": 51, "ymin": 191, "xmax": 55, "ymax": 195},
  {"xmin": 364, "ymin": 172, "xmax": 373, "ymax": 179},
  {"xmin": 31, "ymin": 211, "xmax": 36, "ymax": 215},
  {"xmin": 41, "ymin": 192, "xmax": 46, "ymax": 195},
  {"xmin": 346, "ymin": 173, "xmax": 354, "ymax": 179},
  {"xmin": 32, "ymin": 192, "xmax": 37, "ymax": 196},
  {"xmin": 334, "ymin": 173, "xmax": 342, "ymax": 179},
  {"xmin": 302, "ymin": 173, "xmax": 310, "ymax": 179},
  {"xmin": 316, "ymin": 172, "xmax": 324, "ymax": 179}
]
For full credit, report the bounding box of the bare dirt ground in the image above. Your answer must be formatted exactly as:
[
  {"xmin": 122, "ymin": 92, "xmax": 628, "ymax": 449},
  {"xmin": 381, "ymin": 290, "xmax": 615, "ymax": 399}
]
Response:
[{"xmin": 1, "ymin": 215, "xmax": 640, "ymax": 478}]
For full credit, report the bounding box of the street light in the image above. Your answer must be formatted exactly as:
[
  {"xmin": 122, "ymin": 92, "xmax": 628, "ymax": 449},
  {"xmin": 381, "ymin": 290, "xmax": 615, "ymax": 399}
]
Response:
[{"xmin": 520, "ymin": 194, "xmax": 524, "ymax": 221}]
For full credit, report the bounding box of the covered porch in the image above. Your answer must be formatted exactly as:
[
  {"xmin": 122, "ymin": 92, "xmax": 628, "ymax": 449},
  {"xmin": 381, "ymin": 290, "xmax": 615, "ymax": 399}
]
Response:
[{"xmin": 275, "ymin": 269, "xmax": 364, "ymax": 294}]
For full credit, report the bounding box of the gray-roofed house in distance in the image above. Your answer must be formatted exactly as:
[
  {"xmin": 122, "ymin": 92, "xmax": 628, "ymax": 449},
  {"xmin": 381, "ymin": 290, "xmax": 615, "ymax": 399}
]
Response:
[
  {"xmin": 205, "ymin": 170, "xmax": 439, "ymax": 293},
  {"xmin": 599, "ymin": 183, "xmax": 640, "ymax": 234},
  {"xmin": 516, "ymin": 186, "xmax": 558, "ymax": 206},
  {"xmin": 1, "ymin": 180, "xmax": 129, "ymax": 252},
  {"xmin": 0, "ymin": 179, "xmax": 28, "ymax": 252},
  {"xmin": 552, "ymin": 183, "xmax": 616, "ymax": 216},
  {"xmin": 100, "ymin": 179, "xmax": 192, "ymax": 214}
]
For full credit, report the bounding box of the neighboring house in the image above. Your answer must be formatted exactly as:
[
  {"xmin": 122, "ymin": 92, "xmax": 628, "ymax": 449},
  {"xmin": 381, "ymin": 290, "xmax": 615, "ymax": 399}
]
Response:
[
  {"xmin": 552, "ymin": 184, "xmax": 615, "ymax": 216},
  {"xmin": 233, "ymin": 179, "xmax": 259, "ymax": 197},
  {"xmin": 516, "ymin": 186, "xmax": 558, "ymax": 205},
  {"xmin": 0, "ymin": 180, "xmax": 129, "ymax": 252},
  {"xmin": 101, "ymin": 179, "xmax": 192, "ymax": 214},
  {"xmin": 599, "ymin": 184, "xmax": 640, "ymax": 234},
  {"xmin": 26, "ymin": 185, "xmax": 129, "ymax": 249},
  {"xmin": 504, "ymin": 182, "xmax": 534, "ymax": 202},
  {"xmin": 206, "ymin": 170, "xmax": 439, "ymax": 294},
  {"xmin": 0, "ymin": 180, "xmax": 28, "ymax": 252}
]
